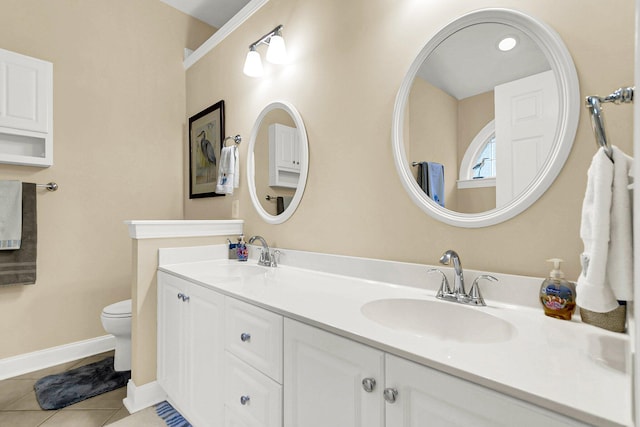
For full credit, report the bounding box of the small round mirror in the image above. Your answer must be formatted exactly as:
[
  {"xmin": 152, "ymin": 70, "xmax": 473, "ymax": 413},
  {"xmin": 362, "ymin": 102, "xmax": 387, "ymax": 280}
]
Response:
[
  {"xmin": 248, "ymin": 100, "xmax": 309, "ymax": 224},
  {"xmin": 392, "ymin": 9, "xmax": 579, "ymax": 227}
]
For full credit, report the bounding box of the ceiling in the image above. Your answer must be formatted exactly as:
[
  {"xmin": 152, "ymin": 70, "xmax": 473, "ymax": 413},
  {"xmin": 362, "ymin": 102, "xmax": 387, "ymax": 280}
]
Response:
[
  {"xmin": 159, "ymin": 0, "xmax": 250, "ymax": 28},
  {"xmin": 418, "ymin": 23, "xmax": 550, "ymax": 100}
]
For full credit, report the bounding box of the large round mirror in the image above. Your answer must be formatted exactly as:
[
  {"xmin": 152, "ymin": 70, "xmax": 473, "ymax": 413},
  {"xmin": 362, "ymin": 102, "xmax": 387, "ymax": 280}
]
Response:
[
  {"xmin": 392, "ymin": 9, "xmax": 579, "ymax": 227},
  {"xmin": 248, "ymin": 100, "xmax": 309, "ymax": 224}
]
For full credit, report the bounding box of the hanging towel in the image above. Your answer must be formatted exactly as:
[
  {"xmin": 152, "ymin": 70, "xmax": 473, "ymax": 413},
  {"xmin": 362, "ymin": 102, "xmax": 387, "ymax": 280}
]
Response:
[
  {"xmin": 416, "ymin": 162, "xmax": 429, "ymax": 194},
  {"xmin": 0, "ymin": 180, "xmax": 22, "ymax": 250},
  {"xmin": 0, "ymin": 183, "xmax": 37, "ymax": 285},
  {"xmin": 427, "ymin": 162, "xmax": 445, "ymax": 207},
  {"xmin": 576, "ymin": 146, "xmax": 633, "ymax": 312},
  {"xmin": 215, "ymin": 145, "xmax": 239, "ymax": 195}
]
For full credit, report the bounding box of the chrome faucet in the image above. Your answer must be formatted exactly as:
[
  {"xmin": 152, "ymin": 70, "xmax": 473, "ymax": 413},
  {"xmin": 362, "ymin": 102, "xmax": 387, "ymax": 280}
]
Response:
[
  {"xmin": 248, "ymin": 235, "xmax": 276, "ymax": 267},
  {"xmin": 435, "ymin": 250, "xmax": 498, "ymax": 306},
  {"xmin": 439, "ymin": 250, "xmax": 466, "ymax": 297}
]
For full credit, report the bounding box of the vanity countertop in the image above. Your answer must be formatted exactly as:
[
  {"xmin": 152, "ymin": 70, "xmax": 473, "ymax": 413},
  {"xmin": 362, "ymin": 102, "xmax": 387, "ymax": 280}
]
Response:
[{"xmin": 159, "ymin": 258, "xmax": 631, "ymax": 427}]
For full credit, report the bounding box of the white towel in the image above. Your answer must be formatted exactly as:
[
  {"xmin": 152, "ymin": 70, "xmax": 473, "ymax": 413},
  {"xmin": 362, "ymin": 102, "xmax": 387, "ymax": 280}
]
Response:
[
  {"xmin": 0, "ymin": 180, "xmax": 22, "ymax": 250},
  {"xmin": 216, "ymin": 146, "xmax": 239, "ymax": 195},
  {"xmin": 576, "ymin": 146, "xmax": 634, "ymax": 312}
]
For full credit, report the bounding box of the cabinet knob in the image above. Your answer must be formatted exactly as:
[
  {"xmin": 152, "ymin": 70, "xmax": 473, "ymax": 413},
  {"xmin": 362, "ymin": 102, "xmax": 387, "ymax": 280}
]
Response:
[
  {"xmin": 240, "ymin": 395, "xmax": 251, "ymax": 405},
  {"xmin": 383, "ymin": 388, "xmax": 398, "ymax": 403},
  {"xmin": 361, "ymin": 378, "xmax": 376, "ymax": 393},
  {"xmin": 182, "ymin": 295, "xmax": 190, "ymax": 302},
  {"xmin": 177, "ymin": 292, "xmax": 183, "ymax": 300},
  {"xmin": 240, "ymin": 333, "xmax": 251, "ymax": 342}
]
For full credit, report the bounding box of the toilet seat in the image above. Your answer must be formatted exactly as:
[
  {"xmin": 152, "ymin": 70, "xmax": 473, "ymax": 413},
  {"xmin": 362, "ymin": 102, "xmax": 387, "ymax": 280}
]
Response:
[{"xmin": 102, "ymin": 299, "xmax": 132, "ymax": 318}]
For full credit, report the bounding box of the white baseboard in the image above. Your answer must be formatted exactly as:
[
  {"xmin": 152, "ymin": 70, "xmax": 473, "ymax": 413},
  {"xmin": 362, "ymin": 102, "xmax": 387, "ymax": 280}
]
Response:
[
  {"xmin": 0, "ymin": 335, "xmax": 115, "ymax": 380},
  {"xmin": 123, "ymin": 379, "xmax": 166, "ymax": 413}
]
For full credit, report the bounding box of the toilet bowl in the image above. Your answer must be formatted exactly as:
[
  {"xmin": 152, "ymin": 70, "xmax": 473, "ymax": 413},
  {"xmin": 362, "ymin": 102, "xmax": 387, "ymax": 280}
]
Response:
[{"xmin": 101, "ymin": 299, "xmax": 132, "ymax": 372}]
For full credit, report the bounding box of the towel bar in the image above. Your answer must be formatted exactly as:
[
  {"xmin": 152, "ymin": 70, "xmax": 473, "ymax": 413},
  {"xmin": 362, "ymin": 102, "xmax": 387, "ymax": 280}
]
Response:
[
  {"xmin": 585, "ymin": 86, "xmax": 634, "ymax": 161},
  {"xmin": 36, "ymin": 182, "xmax": 58, "ymax": 191}
]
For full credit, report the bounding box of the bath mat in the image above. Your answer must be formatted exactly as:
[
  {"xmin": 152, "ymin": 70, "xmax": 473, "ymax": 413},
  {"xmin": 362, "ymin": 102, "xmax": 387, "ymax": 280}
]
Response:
[
  {"xmin": 155, "ymin": 401, "xmax": 192, "ymax": 427},
  {"xmin": 34, "ymin": 356, "xmax": 130, "ymax": 410}
]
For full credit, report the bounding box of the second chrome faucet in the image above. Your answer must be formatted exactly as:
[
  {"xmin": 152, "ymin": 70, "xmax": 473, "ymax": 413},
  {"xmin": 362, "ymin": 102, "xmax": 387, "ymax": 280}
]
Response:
[{"xmin": 431, "ymin": 249, "xmax": 497, "ymax": 306}]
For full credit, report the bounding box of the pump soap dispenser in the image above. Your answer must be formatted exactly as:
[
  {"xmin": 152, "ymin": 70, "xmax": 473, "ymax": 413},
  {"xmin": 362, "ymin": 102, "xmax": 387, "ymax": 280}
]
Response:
[{"xmin": 539, "ymin": 258, "xmax": 576, "ymax": 320}]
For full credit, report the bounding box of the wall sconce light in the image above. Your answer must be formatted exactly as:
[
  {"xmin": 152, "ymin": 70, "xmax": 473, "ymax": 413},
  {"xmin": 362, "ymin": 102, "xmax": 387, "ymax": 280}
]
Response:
[{"xmin": 243, "ymin": 25, "xmax": 287, "ymax": 77}]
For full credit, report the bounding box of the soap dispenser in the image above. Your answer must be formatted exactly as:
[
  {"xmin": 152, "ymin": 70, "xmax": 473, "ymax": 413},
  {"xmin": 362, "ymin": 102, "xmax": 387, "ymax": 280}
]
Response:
[{"xmin": 539, "ymin": 258, "xmax": 576, "ymax": 320}]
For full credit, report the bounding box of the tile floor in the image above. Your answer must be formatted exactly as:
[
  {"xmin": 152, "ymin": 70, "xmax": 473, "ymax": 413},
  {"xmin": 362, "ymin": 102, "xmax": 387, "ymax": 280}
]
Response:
[{"xmin": 0, "ymin": 351, "xmax": 132, "ymax": 427}]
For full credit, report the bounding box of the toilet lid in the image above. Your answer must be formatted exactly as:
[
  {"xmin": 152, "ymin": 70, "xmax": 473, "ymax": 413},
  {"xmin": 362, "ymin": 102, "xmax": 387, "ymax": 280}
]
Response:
[{"xmin": 103, "ymin": 299, "xmax": 132, "ymax": 318}]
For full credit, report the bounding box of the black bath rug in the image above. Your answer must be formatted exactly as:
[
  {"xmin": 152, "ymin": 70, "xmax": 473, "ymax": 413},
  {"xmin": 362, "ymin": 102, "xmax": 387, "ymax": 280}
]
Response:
[{"xmin": 34, "ymin": 356, "xmax": 130, "ymax": 410}]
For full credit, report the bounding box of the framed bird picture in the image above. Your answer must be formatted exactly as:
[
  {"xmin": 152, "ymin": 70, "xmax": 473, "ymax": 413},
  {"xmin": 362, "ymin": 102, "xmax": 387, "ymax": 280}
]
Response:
[{"xmin": 188, "ymin": 100, "xmax": 225, "ymax": 198}]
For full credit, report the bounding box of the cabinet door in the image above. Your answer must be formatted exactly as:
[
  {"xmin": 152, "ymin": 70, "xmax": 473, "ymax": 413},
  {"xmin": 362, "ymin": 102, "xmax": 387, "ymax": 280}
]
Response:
[
  {"xmin": 186, "ymin": 282, "xmax": 225, "ymax": 427},
  {"xmin": 157, "ymin": 272, "xmax": 187, "ymax": 409},
  {"xmin": 271, "ymin": 124, "xmax": 300, "ymax": 172},
  {"xmin": 284, "ymin": 319, "xmax": 384, "ymax": 427},
  {"xmin": 0, "ymin": 48, "xmax": 51, "ymax": 133},
  {"xmin": 385, "ymin": 354, "xmax": 588, "ymax": 427}
]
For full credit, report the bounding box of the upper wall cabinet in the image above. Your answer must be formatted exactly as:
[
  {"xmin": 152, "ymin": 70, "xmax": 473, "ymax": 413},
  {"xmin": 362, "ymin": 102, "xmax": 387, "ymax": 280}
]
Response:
[{"xmin": 0, "ymin": 48, "xmax": 53, "ymax": 167}]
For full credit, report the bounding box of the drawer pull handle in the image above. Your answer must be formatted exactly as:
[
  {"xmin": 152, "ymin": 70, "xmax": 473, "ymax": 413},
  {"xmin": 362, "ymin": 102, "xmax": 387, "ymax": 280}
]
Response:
[
  {"xmin": 383, "ymin": 388, "xmax": 398, "ymax": 403},
  {"xmin": 362, "ymin": 378, "xmax": 376, "ymax": 393},
  {"xmin": 240, "ymin": 395, "xmax": 250, "ymax": 405},
  {"xmin": 240, "ymin": 333, "xmax": 251, "ymax": 342}
]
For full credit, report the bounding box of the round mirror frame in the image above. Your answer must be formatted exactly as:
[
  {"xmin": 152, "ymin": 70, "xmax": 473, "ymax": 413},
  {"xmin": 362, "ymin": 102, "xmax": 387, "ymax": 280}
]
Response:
[
  {"xmin": 391, "ymin": 8, "xmax": 580, "ymax": 228},
  {"xmin": 247, "ymin": 100, "xmax": 309, "ymax": 224}
]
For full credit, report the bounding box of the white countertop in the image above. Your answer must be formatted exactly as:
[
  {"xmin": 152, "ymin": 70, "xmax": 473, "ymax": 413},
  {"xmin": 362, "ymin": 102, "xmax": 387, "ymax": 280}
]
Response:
[{"xmin": 159, "ymin": 256, "xmax": 632, "ymax": 427}]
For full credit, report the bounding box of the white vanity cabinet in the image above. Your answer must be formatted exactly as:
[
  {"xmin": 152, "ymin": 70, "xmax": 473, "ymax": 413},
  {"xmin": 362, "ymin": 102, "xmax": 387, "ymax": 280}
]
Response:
[
  {"xmin": 0, "ymin": 48, "xmax": 53, "ymax": 167},
  {"xmin": 283, "ymin": 319, "xmax": 385, "ymax": 427},
  {"xmin": 283, "ymin": 319, "xmax": 589, "ymax": 427},
  {"xmin": 157, "ymin": 272, "xmax": 225, "ymax": 427}
]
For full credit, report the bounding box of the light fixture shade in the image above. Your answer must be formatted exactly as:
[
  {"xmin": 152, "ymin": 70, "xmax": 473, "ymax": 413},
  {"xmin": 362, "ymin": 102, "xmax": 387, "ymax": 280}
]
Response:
[
  {"xmin": 266, "ymin": 35, "xmax": 287, "ymax": 64},
  {"xmin": 243, "ymin": 49, "xmax": 263, "ymax": 77}
]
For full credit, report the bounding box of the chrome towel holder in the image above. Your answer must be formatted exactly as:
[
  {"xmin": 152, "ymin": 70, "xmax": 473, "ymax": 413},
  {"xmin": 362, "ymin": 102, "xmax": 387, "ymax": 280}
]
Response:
[
  {"xmin": 36, "ymin": 182, "xmax": 58, "ymax": 191},
  {"xmin": 223, "ymin": 135, "xmax": 242, "ymax": 146},
  {"xmin": 585, "ymin": 86, "xmax": 634, "ymax": 161}
]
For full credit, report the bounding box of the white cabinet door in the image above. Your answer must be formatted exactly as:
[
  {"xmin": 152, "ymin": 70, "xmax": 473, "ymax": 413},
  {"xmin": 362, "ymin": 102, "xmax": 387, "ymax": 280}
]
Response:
[
  {"xmin": 157, "ymin": 272, "xmax": 187, "ymax": 409},
  {"xmin": 157, "ymin": 272, "xmax": 225, "ymax": 427},
  {"xmin": 385, "ymin": 354, "xmax": 588, "ymax": 427},
  {"xmin": 0, "ymin": 48, "xmax": 51, "ymax": 133},
  {"xmin": 187, "ymin": 281, "xmax": 225, "ymax": 427},
  {"xmin": 269, "ymin": 123, "xmax": 301, "ymax": 188},
  {"xmin": 284, "ymin": 319, "xmax": 384, "ymax": 427}
]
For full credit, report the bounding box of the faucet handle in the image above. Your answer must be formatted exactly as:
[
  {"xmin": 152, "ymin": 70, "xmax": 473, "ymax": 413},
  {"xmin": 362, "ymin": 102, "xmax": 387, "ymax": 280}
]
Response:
[
  {"xmin": 468, "ymin": 275, "xmax": 498, "ymax": 306},
  {"xmin": 427, "ymin": 268, "xmax": 454, "ymax": 300},
  {"xmin": 270, "ymin": 250, "xmax": 280, "ymax": 267}
]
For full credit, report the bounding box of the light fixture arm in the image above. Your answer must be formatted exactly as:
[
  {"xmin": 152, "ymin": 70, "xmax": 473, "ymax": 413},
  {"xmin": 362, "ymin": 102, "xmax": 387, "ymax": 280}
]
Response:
[{"xmin": 248, "ymin": 25, "xmax": 284, "ymax": 50}]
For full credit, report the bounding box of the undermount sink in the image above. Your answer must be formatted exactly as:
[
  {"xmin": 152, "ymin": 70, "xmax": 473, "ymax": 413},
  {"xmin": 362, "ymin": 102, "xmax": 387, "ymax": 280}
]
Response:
[
  {"xmin": 206, "ymin": 263, "xmax": 268, "ymax": 280},
  {"xmin": 361, "ymin": 298, "xmax": 515, "ymax": 343}
]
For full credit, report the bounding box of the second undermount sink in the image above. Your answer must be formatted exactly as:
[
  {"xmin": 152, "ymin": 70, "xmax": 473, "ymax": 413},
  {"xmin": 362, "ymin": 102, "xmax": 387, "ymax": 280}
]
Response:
[{"xmin": 361, "ymin": 298, "xmax": 515, "ymax": 343}]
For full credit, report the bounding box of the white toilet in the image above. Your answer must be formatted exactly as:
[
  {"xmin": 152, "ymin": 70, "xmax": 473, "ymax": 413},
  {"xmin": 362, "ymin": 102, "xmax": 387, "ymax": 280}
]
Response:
[{"xmin": 101, "ymin": 299, "xmax": 132, "ymax": 371}]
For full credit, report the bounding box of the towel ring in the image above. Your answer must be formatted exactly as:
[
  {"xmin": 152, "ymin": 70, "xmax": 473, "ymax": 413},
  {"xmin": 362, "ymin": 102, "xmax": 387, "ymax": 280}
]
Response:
[{"xmin": 224, "ymin": 135, "xmax": 242, "ymax": 146}]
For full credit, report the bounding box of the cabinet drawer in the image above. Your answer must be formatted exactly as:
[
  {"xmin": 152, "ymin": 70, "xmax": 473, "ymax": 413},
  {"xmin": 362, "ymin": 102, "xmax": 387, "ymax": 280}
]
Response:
[
  {"xmin": 225, "ymin": 297, "xmax": 283, "ymax": 382},
  {"xmin": 224, "ymin": 352, "xmax": 282, "ymax": 427}
]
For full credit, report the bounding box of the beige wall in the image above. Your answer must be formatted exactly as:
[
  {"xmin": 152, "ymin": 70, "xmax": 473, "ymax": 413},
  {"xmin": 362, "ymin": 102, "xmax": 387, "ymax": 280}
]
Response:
[
  {"xmin": 186, "ymin": 0, "xmax": 633, "ymax": 281},
  {"xmin": 0, "ymin": 0, "xmax": 214, "ymax": 359}
]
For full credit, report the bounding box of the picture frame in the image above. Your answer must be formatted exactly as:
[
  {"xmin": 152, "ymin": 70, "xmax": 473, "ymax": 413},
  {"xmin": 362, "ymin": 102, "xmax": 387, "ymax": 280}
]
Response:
[{"xmin": 188, "ymin": 100, "xmax": 225, "ymax": 198}]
